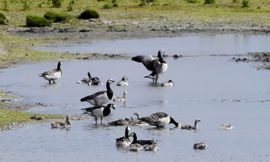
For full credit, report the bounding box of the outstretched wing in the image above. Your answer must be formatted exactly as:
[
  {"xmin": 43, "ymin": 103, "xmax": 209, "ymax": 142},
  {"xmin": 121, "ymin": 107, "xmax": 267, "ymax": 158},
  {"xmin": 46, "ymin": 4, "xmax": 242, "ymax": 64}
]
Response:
[{"xmin": 132, "ymin": 55, "xmax": 156, "ymax": 71}]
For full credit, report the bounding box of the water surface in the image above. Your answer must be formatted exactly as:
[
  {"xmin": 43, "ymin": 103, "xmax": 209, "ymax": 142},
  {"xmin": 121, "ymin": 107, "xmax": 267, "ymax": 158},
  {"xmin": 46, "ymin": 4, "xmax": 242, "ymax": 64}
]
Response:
[{"xmin": 0, "ymin": 57, "xmax": 270, "ymax": 161}]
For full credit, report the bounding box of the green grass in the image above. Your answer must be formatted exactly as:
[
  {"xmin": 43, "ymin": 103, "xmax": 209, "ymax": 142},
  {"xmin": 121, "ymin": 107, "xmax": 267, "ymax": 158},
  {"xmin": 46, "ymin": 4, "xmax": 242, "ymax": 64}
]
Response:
[{"xmin": 0, "ymin": 91, "xmax": 63, "ymax": 129}]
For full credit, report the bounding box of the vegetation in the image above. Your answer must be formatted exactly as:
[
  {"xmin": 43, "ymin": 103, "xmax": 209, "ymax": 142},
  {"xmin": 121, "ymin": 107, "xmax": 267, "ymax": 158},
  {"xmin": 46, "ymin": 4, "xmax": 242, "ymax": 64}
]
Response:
[
  {"xmin": 0, "ymin": 12, "xmax": 7, "ymax": 25},
  {"xmin": 26, "ymin": 15, "xmax": 51, "ymax": 27},
  {"xmin": 52, "ymin": 0, "xmax": 62, "ymax": 8},
  {"xmin": 242, "ymin": 0, "xmax": 250, "ymax": 8},
  {"xmin": 204, "ymin": 0, "xmax": 215, "ymax": 4},
  {"xmin": 44, "ymin": 11, "xmax": 70, "ymax": 22},
  {"xmin": 78, "ymin": 9, "xmax": 100, "ymax": 19}
]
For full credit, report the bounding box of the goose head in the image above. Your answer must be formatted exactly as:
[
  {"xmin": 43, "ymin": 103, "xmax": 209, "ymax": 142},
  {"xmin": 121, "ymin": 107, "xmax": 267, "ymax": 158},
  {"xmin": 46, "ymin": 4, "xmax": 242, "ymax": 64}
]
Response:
[
  {"xmin": 107, "ymin": 103, "xmax": 116, "ymax": 110},
  {"xmin": 87, "ymin": 72, "xmax": 91, "ymax": 79},
  {"xmin": 107, "ymin": 79, "xmax": 115, "ymax": 84}
]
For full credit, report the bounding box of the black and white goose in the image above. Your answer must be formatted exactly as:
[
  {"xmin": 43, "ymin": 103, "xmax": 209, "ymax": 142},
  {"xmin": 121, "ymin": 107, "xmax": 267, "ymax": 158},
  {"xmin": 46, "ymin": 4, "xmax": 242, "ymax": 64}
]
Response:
[
  {"xmin": 80, "ymin": 79, "xmax": 115, "ymax": 106},
  {"xmin": 193, "ymin": 142, "xmax": 208, "ymax": 150},
  {"xmin": 129, "ymin": 132, "xmax": 158, "ymax": 152},
  {"xmin": 51, "ymin": 115, "xmax": 71, "ymax": 129},
  {"xmin": 77, "ymin": 72, "xmax": 101, "ymax": 86},
  {"xmin": 81, "ymin": 103, "xmax": 115, "ymax": 125},
  {"xmin": 116, "ymin": 76, "xmax": 128, "ymax": 86},
  {"xmin": 40, "ymin": 61, "xmax": 62, "ymax": 84},
  {"xmin": 181, "ymin": 119, "xmax": 201, "ymax": 130},
  {"xmin": 139, "ymin": 112, "xmax": 179, "ymax": 128},
  {"xmin": 115, "ymin": 126, "xmax": 132, "ymax": 148},
  {"xmin": 132, "ymin": 49, "xmax": 167, "ymax": 82}
]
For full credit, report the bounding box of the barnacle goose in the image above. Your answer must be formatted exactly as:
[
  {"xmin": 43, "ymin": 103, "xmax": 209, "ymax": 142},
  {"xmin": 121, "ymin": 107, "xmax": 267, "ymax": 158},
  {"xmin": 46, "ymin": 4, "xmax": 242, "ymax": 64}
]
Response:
[{"xmin": 40, "ymin": 61, "xmax": 62, "ymax": 84}]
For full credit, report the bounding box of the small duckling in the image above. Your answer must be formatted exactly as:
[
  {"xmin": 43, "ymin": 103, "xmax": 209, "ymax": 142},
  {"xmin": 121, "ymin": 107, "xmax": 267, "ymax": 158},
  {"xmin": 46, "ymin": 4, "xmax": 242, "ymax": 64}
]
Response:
[
  {"xmin": 51, "ymin": 115, "xmax": 71, "ymax": 129},
  {"xmin": 181, "ymin": 119, "xmax": 200, "ymax": 130},
  {"xmin": 219, "ymin": 123, "xmax": 234, "ymax": 130},
  {"xmin": 193, "ymin": 142, "xmax": 208, "ymax": 150},
  {"xmin": 113, "ymin": 91, "xmax": 127, "ymax": 102},
  {"xmin": 161, "ymin": 80, "xmax": 174, "ymax": 87},
  {"xmin": 117, "ymin": 76, "xmax": 128, "ymax": 86}
]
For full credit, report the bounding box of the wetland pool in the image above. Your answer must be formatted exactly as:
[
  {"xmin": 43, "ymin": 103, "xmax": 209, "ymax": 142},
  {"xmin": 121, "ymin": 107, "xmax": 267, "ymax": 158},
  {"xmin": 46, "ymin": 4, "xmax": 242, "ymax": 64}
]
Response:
[{"xmin": 1, "ymin": 33, "xmax": 270, "ymax": 162}]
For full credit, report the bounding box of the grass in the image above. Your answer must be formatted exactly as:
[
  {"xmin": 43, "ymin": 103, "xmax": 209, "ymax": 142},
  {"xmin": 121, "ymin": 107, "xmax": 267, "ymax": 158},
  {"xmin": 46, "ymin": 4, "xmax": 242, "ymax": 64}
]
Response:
[{"xmin": 0, "ymin": 91, "xmax": 63, "ymax": 129}]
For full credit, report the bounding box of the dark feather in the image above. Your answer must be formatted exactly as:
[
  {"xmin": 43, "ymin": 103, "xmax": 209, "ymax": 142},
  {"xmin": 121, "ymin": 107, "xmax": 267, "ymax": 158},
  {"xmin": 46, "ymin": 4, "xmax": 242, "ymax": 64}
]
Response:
[{"xmin": 80, "ymin": 91, "xmax": 106, "ymax": 102}]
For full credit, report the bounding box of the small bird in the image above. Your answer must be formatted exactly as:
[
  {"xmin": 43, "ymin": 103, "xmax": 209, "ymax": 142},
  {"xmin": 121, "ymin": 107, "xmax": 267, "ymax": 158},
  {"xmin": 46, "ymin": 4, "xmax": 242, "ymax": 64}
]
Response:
[
  {"xmin": 193, "ymin": 142, "xmax": 208, "ymax": 150},
  {"xmin": 81, "ymin": 103, "xmax": 115, "ymax": 125},
  {"xmin": 219, "ymin": 123, "xmax": 234, "ymax": 130},
  {"xmin": 80, "ymin": 79, "xmax": 115, "ymax": 106},
  {"xmin": 129, "ymin": 132, "xmax": 158, "ymax": 152},
  {"xmin": 51, "ymin": 115, "xmax": 71, "ymax": 129},
  {"xmin": 138, "ymin": 112, "xmax": 179, "ymax": 128},
  {"xmin": 181, "ymin": 119, "xmax": 201, "ymax": 130},
  {"xmin": 113, "ymin": 91, "xmax": 127, "ymax": 102},
  {"xmin": 40, "ymin": 61, "xmax": 62, "ymax": 84},
  {"xmin": 116, "ymin": 126, "xmax": 132, "ymax": 148},
  {"xmin": 161, "ymin": 80, "xmax": 174, "ymax": 87},
  {"xmin": 116, "ymin": 76, "xmax": 128, "ymax": 86},
  {"xmin": 132, "ymin": 49, "xmax": 168, "ymax": 82}
]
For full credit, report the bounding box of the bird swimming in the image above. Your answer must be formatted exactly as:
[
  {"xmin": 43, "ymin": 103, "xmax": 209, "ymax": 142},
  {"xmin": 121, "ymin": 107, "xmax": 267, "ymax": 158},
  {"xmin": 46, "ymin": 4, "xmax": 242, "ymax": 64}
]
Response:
[
  {"xmin": 51, "ymin": 115, "xmax": 71, "ymax": 129},
  {"xmin": 181, "ymin": 119, "xmax": 201, "ymax": 130}
]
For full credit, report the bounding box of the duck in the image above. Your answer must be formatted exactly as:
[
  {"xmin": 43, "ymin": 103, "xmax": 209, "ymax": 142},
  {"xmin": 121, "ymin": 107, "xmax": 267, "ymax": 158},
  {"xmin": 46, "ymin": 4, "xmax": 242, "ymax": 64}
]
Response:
[
  {"xmin": 181, "ymin": 119, "xmax": 201, "ymax": 130},
  {"xmin": 129, "ymin": 132, "xmax": 158, "ymax": 152},
  {"xmin": 116, "ymin": 76, "xmax": 128, "ymax": 86},
  {"xmin": 138, "ymin": 112, "xmax": 179, "ymax": 128},
  {"xmin": 193, "ymin": 142, "xmax": 208, "ymax": 150},
  {"xmin": 161, "ymin": 80, "xmax": 174, "ymax": 87},
  {"xmin": 81, "ymin": 103, "xmax": 115, "ymax": 125},
  {"xmin": 80, "ymin": 79, "xmax": 115, "ymax": 106},
  {"xmin": 51, "ymin": 115, "xmax": 71, "ymax": 129},
  {"xmin": 132, "ymin": 49, "xmax": 168, "ymax": 82},
  {"xmin": 40, "ymin": 61, "xmax": 62, "ymax": 84},
  {"xmin": 219, "ymin": 123, "xmax": 234, "ymax": 130},
  {"xmin": 113, "ymin": 91, "xmax": 127, "ymax": 102},
  {"xmin": 115, "ymin": 126, "xmax": 132, "ymax": 148}
]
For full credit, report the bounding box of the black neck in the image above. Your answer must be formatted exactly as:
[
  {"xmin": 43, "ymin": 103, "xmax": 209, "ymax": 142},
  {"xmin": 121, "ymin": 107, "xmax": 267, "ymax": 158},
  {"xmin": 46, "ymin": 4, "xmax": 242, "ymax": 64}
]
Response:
[
  {"xmin": 158, "ymin": 52, "xmax": 166, "ymax": 63},
  {"xmin": 103, "ymin": 105, "xmax": 111, "ymax": 116},
  {"xmin": 87, "ymin": 72, "xmax": 91, "ymax": 79},
  {"xmin": 194, "ymin": 121, "xmax": 198, "ymax": 128},
  {"xmin": 57, "ymin": 62, "xmax": 61, "ymax": 71},
  {"xmin": 131, "ymin": 133, "xmax": 138, "ymax": 143},
  {"xmin": 106, "ymin": 81, "xmax": 113, "ymax": 99},
  {"xmin": 65, "ymin": 117, "xmax": 70, "ymax": 125},
  {"xmin": 125, "ymin": 127, "xmax": 129, "ymax": 138},
  {"xmin": 170, "ymin": 117, "xmax": 179, "ymax": 127}
]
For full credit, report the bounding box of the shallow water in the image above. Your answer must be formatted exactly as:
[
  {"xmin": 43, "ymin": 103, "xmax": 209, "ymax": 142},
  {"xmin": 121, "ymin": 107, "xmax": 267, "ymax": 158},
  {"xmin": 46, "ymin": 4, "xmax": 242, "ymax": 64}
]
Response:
[
  {"xmin": 0, "ymin": 56, "xmax": 270, "ymax": 161},
  {"xmin": 35, "ymin": 33, "xmax": 270, "ymax": 55}
]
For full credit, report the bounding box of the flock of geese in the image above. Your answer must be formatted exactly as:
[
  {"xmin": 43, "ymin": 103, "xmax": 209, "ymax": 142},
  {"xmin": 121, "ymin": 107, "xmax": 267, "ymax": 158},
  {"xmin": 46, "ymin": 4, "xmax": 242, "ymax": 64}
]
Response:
[{"xmin": 40, "ymin": 49, "xmax": 233, "ymax": 152}]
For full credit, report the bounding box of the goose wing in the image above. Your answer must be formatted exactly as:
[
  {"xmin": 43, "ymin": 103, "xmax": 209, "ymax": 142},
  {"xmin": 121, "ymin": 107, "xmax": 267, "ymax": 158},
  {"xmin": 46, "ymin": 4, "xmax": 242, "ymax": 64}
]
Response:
[
  {"xmin": 81, "ymin": 105, "xmax": 102, "ymax": 113},
  {"xmin": 132, "ymin": 55, "xmax": 156, "ymax": 71},
  {"xmin": 80, "ymin": 91, "xmax": 106, "ymax": 102},
  {"xmin": 140, "ymin": 112, "xmax": 169, "ymax": 126}
]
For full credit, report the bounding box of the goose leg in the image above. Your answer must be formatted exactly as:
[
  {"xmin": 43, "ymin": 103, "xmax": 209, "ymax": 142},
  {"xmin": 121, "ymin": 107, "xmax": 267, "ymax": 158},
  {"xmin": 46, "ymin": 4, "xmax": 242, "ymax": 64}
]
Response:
[
  {"xmin": 49, "ymin": 80, "xmax": 51, "ymax": 84},
  {"xmin": 95, "ymin": 117, "xmax": 98, "ymax": 125},
  {"xmin": 100, "ymin": 117, "xmax": 103, "ymax": 125}
]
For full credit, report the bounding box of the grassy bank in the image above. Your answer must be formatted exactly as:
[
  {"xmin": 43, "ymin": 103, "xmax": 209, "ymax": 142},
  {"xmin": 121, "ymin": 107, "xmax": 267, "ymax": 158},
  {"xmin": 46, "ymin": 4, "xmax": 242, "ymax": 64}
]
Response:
[{"xmin": 0, "ymin": 91, "xmax": 63, "ymax": 130}]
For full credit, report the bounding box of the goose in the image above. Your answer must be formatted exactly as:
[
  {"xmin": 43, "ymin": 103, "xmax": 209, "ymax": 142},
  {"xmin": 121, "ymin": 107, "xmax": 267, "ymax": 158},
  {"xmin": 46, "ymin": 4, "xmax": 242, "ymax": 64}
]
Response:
[
  {"xmin": 115, "ymin": 126, "xmax": 132, "ymax": 148},
  {"xmin": 108, "ymin": 118, "xmax": 130, "ymax": 126},
  {"xmin": 81, "ymin": 103, "xmax": 115, "ymax": 125},
  {"xmin": 116, "ymin": 76, "xmax": 128, "ymax": 86},
  {"xmin": 161, "ymin": 80, "xmax": 174, "ymax": 87},
  {"xmin": 193, "ymin": 142, "xmax": 208, "ymax": 150},
  {"xmin": 51, "ymin": 115, "xmax": 71, "ymax": 129},
  {"xmin": 129, "ymin": 132, "xmax": 158, "ymax": 152},
  {"xmin": 138, "ymin": 112, "xmax": 179, "ymax": 128},
  {"xmin": 77, "ymin": 72, "xmax": 101, "ymax": 86},
  {"xmin": 132, "ymin": 49, "xmax": 167, "ymax": 82},
  {"xmin": 219, "ymin": 123, "xmax": 234, "ymax": 130},
  {"xmin": 40, "ymin": 61, "xmax": 62, "ymax": 84},
  {"xmin": 181, "ymin": 119, "xmax": 201, "ymax": 130},
  {"xmin": 129, "ymin": 112, "xmax": 148, "ymax": 126},
  {"xmin": 80, "ymin": 79, "xmax": 115, "ymax": 106},
  {"xmin": 113, "ymin": 91, "xmax": 127, "ymax": 102}
]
